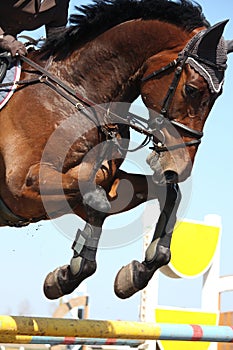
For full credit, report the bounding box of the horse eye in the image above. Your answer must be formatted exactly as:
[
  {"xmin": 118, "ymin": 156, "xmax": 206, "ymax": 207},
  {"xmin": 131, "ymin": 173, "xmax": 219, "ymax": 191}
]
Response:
[{"xmin": 184, "ymin": 84, "xmax": 199, "ymax": 98}]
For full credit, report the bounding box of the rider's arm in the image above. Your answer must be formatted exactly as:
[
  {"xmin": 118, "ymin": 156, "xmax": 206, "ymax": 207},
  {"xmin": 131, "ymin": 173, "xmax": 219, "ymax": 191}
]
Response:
[{"xmin": 0, "ymin": 27, "xmax": 27, "ymax": 57}]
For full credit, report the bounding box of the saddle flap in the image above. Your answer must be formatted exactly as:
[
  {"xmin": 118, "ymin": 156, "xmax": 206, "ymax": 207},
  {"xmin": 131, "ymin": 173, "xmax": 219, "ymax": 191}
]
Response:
[{"xmin": 0, "ymin": 56, "xmax": 21, "ymax": 110}]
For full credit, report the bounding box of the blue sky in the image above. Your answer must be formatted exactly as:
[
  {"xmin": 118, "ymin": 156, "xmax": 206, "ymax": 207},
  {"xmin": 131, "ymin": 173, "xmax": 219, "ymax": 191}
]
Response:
[{"xmin": 0, "ymin": 0, "xmax": 232, "ymax": 321}]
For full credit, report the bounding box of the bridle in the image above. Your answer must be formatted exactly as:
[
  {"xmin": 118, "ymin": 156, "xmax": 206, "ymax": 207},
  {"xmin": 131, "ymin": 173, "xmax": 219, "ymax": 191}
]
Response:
[
  {"xmin": 141, "ymin": 28, "xmax": 226, "ymax": 153},
  {"xmin": 1, "ymin": 33, "xmax": 222, "ymax": 154},
  {"xmin": 141, "ymin": 54, "xmax": 204, "ymax": 153}
]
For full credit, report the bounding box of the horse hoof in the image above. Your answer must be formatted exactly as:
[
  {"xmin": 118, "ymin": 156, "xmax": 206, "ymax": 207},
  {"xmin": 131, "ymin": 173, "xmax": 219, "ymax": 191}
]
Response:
[
  {"xmin": 43, "ymin": 260, "xmax": 97, "ymax": 300},
  {"xmin": 43, "ymin": 265, "xmax": 67, "ymax": 300},
  {"xmin": 114, "ymin": 260, "xmax": 149, "ymax": 299}
]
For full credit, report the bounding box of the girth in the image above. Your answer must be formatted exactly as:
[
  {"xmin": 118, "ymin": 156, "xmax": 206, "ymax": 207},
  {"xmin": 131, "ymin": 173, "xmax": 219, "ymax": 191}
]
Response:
[{"xmin": 0, "ymin": 197, "xmax": 34, "ymax": 227}]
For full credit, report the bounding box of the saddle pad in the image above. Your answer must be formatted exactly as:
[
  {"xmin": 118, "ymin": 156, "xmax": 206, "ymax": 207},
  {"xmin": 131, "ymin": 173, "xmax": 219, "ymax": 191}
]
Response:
[{"xmin": 0, "ymin": 59, "xmax": 21, "ymax": 110}]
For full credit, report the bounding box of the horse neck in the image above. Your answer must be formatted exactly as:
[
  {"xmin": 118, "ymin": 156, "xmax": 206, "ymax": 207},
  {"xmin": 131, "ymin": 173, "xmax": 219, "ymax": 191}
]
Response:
[{"xmin": 62, "ymin": 20, "xmax": 192, "ymax": 104}]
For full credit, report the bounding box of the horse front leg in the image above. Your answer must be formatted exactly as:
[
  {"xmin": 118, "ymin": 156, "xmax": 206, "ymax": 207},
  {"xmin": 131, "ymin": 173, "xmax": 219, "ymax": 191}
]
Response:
[
  {"xmin": 44, "ymin": 185, "xmax": 110, "ymax": 299},
  {"xmin": 114, "ymin": 183, "xmax": 181, "ymax": 299}
]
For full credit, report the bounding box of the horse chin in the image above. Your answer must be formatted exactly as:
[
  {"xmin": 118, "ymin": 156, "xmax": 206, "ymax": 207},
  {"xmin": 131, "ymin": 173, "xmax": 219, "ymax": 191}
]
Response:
[{"xmin": 152, "ymin": 170, "xmax": 178, "ymax": 185}]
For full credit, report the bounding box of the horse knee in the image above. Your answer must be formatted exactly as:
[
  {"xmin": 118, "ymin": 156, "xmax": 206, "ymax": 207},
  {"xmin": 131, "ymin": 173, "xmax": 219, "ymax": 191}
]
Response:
[{"xmin": 83, "ymin": 185, "xmax": 111, "ymax": 214}]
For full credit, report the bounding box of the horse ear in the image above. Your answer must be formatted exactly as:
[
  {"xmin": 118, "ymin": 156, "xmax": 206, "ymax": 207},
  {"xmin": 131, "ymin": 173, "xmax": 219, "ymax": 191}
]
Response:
[
  {"xmin": 226, "ymin": 40, "xmax": 233, "ymax": 54},
  {"xmin": 186, "ymin": 20, "xmax": 228, "ymax": 94},
  {"xmin": 196, "ymin": 20, "xmax": 228, "ymax": 59}
]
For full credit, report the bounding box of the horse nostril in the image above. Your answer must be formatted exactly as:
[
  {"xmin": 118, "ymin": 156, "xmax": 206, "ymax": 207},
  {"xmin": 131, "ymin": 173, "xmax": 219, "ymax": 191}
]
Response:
[{"xmin": 164, "ymin": 171, "xmax": 178, "ymax": 183}]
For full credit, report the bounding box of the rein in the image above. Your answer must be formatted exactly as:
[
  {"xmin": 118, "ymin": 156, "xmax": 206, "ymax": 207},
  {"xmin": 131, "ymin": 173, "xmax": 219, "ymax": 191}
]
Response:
[
  {"xmin": 2, "ymin": 49, "xmax": 206, "ymax": 153},
  {"xmin": 21, "ymin": 50, "xmax": 204, "ymax": 152},
  {"xmin": 15, "ymin": 55, "xmax": 156, "ymax": 151}
]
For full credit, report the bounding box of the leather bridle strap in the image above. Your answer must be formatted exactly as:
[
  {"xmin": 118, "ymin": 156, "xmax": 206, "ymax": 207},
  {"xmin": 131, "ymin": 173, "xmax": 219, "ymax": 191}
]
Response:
[
  {"xmin": 141, "ymin": 58, "xmax": 180, "ymax": 82},
  {"xmin": 21, "ymin": 55, "xmax": 82, "ymax": 102},
  {"xmin": 19, "ymin": 55, "xmax": 154, "ymax": 135},
  {"xmin": 152, "ymin": 138, "xmax": 201, "ymax": 153},
  {"xmin": 142, "ymin": 54, "xmax": 204, "ymax": 145},
  {"xmin": 20, "ymin": 55, "xmax": 105, "ymax": 126},
  {"xmin": 170, "ymin": 120, "xmax": 203, "ymax": 139}
]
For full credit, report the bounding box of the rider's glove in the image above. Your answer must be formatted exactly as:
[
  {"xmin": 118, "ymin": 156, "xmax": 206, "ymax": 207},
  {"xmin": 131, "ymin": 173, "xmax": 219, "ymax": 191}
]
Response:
[{"xmin": 0, "ymin": 34, "xmax": 27, "ymax": 57}]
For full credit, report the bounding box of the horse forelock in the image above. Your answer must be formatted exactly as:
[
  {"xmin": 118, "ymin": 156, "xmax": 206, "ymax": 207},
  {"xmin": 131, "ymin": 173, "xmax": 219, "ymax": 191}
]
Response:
[{"xmin": 41, "ymin": 0, "xmax": 210, "ymax": 58}]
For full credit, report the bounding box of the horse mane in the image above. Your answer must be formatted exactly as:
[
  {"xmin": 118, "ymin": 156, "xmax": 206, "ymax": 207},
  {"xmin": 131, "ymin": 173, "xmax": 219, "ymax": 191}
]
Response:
[{"xmin": 41, "ymin": 0, "xmax": 210, "ymax": 57}]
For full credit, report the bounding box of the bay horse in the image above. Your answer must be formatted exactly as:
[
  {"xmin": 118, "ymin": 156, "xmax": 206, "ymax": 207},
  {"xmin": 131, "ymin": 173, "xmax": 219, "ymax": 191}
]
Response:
[{"xmin": 0, "ymin": 0, "xmax": 232, "ymax": 300}]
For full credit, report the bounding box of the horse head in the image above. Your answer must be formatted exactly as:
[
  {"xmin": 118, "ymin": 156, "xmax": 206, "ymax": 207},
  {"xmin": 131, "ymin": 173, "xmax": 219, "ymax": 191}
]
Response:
[{"xmin": 142, "ymin": 20, "xmax": 230, "ymax": 184}]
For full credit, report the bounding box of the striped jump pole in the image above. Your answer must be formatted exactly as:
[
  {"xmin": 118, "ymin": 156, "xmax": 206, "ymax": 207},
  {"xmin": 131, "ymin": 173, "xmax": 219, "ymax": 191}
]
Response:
[
  {"xmin": 0, "ymin": 335, "xmax": 142, "ymax": 346},
  {"xmin": 0, "ymin": 316, "xmax": 233, "ymax": 343}
]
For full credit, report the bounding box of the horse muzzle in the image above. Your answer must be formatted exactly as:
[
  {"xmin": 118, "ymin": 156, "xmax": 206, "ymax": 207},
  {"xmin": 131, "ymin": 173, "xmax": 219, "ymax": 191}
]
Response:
[{"xmin": 146, "ymin": 149, "xmax": 192, "ymax": 184}]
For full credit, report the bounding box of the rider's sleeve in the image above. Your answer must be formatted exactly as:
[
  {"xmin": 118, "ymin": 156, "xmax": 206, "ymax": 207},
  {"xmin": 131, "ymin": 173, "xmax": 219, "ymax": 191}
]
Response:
[
  {"xmin": 0, "ymin": 27, "xmax": 5, "ymax": 37},
  {"xmin": 45, "ymin": 0, "xmax": 70, "ymax": 38},
  {"xmin": 46, "ymin": 25, "xmax": 67, "ymax": 38}
]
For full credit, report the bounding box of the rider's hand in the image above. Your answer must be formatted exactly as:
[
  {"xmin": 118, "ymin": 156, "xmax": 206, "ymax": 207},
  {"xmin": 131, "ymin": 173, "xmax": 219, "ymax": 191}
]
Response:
[{"xmin": 0, "ymin": 34, "xmax": 27, "ymax": 57}]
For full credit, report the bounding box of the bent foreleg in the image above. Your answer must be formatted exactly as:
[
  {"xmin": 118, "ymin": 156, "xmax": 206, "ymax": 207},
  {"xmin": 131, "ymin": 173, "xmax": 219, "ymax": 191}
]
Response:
[
  {"xmin": 107, "ymin": 169, "xmax": 162, "ymax": 214},
  {"xmin": 114, "ymin": 183, "xmax": 181, "ymax": 299}
]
